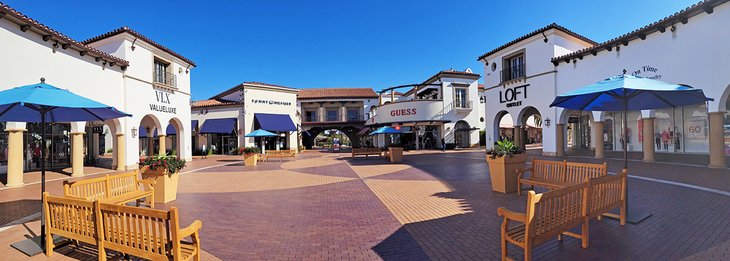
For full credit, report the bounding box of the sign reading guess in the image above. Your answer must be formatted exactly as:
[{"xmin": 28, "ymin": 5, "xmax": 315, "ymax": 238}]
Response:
[
  {"xmin": 391, "ymin": 108, "xmax": 417, "ymax": 116},
  {"xmin": 499, "ymin": 84, "xmax": 528, "ymax": 108}
]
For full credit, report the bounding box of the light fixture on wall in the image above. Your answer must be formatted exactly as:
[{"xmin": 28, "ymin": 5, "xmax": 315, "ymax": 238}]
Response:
[
  {"xmin": 480, "ymin": 96, "xmax": 486, "ymax": 104},
  {"xmin": 544, "ymin": 117, "xmax": 551, "ymax": 127},
  {"xmin": 131, "ymin": 127, "xmax": 138, "ymax": 138}
]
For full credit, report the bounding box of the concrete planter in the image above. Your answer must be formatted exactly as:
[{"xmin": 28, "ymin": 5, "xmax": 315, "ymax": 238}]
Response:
[
  {"xmin": 486, "ymin": 153, "xmax": 527, "ymax": 193},
  {"xmin": 244, "ymin": 154, "xmax": 258, "ymax": 166},
  {"xmin": 140, "ymin": 167, "xmax": 179, "ymax": 204},
  {"xmin": 388, "ymin": 147, "xmax": 403, "ymax": 163}
]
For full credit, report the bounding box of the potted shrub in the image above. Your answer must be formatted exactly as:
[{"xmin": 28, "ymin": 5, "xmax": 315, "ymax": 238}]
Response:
[
  {"xmin": 139, "ymin": 155, "xmax": 186, "ymax": 203},
  {"xmin": 240, "ymin": 147, "xmax": 260, "ymax": 166},
  {"xmin": 486, "ymin": 140, "xmax": 527, "ymax": 193},
  {"xmin": 386, "ymin": 137, "xmax": 404, "ymax": 163}
]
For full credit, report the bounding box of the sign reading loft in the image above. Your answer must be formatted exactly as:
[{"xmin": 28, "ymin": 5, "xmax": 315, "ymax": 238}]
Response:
[{"xmin": 366, "ymin": 69, "xmax": 482, "ymax": 150}]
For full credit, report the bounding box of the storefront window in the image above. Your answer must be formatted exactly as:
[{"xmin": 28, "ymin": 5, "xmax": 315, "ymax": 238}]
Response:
[
  {"xmin": 326, "ymin": 110, "xmax": 338, "ymax": 122},
  {"xmin": 606, "ymin": 111, "xmax": 642, "ymax": 152},
  {"xmin": 682, "ymin": 103, "xmax": 709, "ymax": 153},
  {"xmin": 0, "ymin": 122, "xmax": 8, "ymax": 175},
  {"xmin": 654, "ymin": 108, "xmax": 682, "ymax": 153},
  {"xmin": 24, "ymin": 123, "xmax": 71, "ymax": 171}
]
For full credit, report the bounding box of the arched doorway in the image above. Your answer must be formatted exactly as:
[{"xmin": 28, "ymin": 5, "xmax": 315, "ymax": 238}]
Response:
[
  {"xmin": 139, "ymin": 114, "xmax": 162, "ymax": 157},
  {"xmin": 494, "ymin": 111, "xmax": 514, "ymax": 143},
  {"xmin": 518, "ymin": 106, "xmax": 542, "ymax": 149},
  {"xmin": 454, "ymin": 120, "xmax": 471, "ymax": 148},
  {"xmin": 166, "ymin": 118, "xmax": 185, "ymax": 158}
]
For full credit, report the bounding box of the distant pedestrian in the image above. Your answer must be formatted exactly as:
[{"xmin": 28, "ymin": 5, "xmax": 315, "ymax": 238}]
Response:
[
  {"xmin": 441, "ymin": 138, "xmax": 445, "ymax": 152},
  {"xmin": 201, "ymin": 144, "xmax": 207, "ymax": 159}
]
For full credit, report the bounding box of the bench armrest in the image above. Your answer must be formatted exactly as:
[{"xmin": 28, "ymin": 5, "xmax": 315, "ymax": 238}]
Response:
[
  {"xmin": 515, "ymin": 167, "xmax": 532, "ymax": 179},
  {"xmin": 137, "ymin": 179, "xmax": 156, "ymax": 191},
  {"xmin": 497, "ymin": 207, "xmax": 526, "ymax": 223},
  {"xmin": 179, "ymin": 220, "xmax": 203, "ymax": 238}
]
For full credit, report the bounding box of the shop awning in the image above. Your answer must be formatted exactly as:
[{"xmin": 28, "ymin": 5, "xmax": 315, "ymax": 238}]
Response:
[
  {"xmin": 356, "ymin": 127, "xmax": 370, "ymax": 136},
  {"xmin": 254, "ymin": 113, "xmax": 296, "ymax": 132},
  {"xmin": 139, "ymin": 127, "xmax": 157, "ymax": 138},
  {"xmin": 199, "ymin": 118, "xmax": 237, "ymax": 134},
  {"xmin": 191, "ymin": 120, "xmax": 198, "ymax": 132},
  {"xmin": 166, "ymin": 124, "xmax": 176, "ymax": 135}
]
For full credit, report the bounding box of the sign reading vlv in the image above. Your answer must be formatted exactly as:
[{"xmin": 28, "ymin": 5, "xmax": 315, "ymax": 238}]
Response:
[
  {"xmin": 499, "ymin": 85, "xmax": 528, "ymax": 108},
  {"xmin": 150, "ymin": 90, "xmax": 177, "ymax": 114},
  {"xmin": 391, "ymin": 108, "xmax": 417, "ymax": 116}
]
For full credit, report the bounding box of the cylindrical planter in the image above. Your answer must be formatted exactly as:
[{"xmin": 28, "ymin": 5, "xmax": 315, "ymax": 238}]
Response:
[
  {"xmin": 486, "ymin": 153, "xmax": 527, "ymax": 193},
  {"xmin": 388, "ymin": 147, "xmax": 404, "ymax": 163},
  {"xmin": 140, "ymin": 167, "xmax": 180, "ymax": 204},
  {"xmin": 244, "ymin": 154, "xmax": 258, "ymax": 166}
]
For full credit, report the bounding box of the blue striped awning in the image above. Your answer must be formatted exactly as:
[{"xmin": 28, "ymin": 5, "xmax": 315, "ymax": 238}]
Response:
[
  {"xmin": 199, "ymin": 118, "xmax": 236, "ymax": 134},
  {"xmin": 254, "ymin": 113, "xmax": 296, "ymax": 132},
  {"xmin": 139, "ymin": 127, "xmax": 157, "ymax": 138},
  {"xmin": 166, "ymin": 124, "xmax": 176, "ymax": 135}
]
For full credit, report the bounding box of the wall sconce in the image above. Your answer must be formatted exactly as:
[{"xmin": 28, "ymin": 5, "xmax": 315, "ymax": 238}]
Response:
[
  {"xmin": 480, "ymin": 96, "xmax": 486, "ymax": 104},
  {"xmin": 131, "ymin": 127, "xmax": 138, "ymax": 138},
  {"xmin": 544, "ymin": 117, "xmax": 551, "ymax": 127}
]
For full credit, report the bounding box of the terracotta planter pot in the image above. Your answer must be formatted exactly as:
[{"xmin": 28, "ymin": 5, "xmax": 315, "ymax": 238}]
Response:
[
  {"xmin": 388, "ymin": 147, "xmax": 403, "ymax": 163},
  {"xmin": 140, "ymin": 167, "xmax": 180, "ymax": 204},
  {"xmin": 486, "ymin": 153, "xmax": 527, "ymax": 193},
  {"xmin": 244, "ymin": 154, "xmax": 258, "ymax": 166}
]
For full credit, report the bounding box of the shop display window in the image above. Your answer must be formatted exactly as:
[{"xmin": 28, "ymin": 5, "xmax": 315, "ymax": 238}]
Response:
[
  {"xmin": 0, "ymin": 122, "xmax": 7, "ymax": 175},
  {"xmin": 606, "ymin": 111, "xmax": 642, "ymax": 152},
  {"xmin": 724, "ymin": 100, "xmax": 730, "ymax": 156},
  {"xmin": 682, "ymin": 103, "xmax": 709, "ymax": 153},
  {"xmin": 654, "ymin": 108, "xmax": 682, "ymax": 153}
]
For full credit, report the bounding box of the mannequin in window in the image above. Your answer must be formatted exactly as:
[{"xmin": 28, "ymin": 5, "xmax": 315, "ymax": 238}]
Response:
[
  {"xmin": 655, "ymin": 131, "xmax": 661, "ymax": 151},
  {"xmin": 661, "ymin": 128, "xmax": 670, "ymax": 151}
]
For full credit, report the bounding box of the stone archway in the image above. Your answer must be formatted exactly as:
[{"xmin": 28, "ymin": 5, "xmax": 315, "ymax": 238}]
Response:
[
  {"xmin": 302, "ymin": 125, "xmax": 361, "ymax": 150},
  {"xmin": 493, "ymin": 110, "xmax": 514, "ymax": 144},
  {"xmin": 454, "ymin": 120, "xmax": 471, "ymax": 148},
  {"xmin": 517, "ymin": 106, "xmax": 542, "ymax": 149}
]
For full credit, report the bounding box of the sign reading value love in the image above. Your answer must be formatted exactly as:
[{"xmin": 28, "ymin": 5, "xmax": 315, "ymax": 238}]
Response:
[
  {"xmin": 150, "ymin": 90, "xmax": 177, "ymax": 114},
  {"xmin": 499, "ymin": 84, "xmax": 528, "ymax": 108}
]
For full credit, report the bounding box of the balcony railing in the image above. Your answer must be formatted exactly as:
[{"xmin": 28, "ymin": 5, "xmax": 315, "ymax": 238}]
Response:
[
  {"xmin": 154, "ymin": 68, "xmax": 177, "ymax": 88},
  {"xmin": 500, "ymin": 63, "xmax": 526, "ymax": 83},
  {"xmin": 454, "ymin": 100, "xmax": 472, "ymax": 110}
]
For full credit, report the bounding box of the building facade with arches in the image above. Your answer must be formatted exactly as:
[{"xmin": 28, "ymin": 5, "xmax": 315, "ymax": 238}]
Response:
[
  {"xmin": 0, "ymin": 4, "xmax": 194, "ymax": 187},
  {"xmin": 480, "ymin": 0, "xmax": 730, "ymax": 167}
]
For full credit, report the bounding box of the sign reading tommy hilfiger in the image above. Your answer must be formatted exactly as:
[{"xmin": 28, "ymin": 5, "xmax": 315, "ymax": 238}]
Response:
[
  {"xmin": 251, "ymin": 99, "xmax": 292, "ymax": 106},
  {"xmin": 150, "ymin": 90, "xmax": 177, "ymax": 114},
  {"xmin": 499, "ymin": 84, "xmax": 528, "ymax": 108}
]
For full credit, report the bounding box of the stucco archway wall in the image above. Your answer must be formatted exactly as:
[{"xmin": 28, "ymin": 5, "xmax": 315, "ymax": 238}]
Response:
[{"xmin": 492, "ymin": 110, "xmax": 514, "ymax": 145}]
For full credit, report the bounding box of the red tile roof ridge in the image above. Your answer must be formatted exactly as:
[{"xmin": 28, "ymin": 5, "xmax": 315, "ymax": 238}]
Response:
[
  {"xmin": 477, "ymin": 23, "xmax": 597, "ymax": 61},
  {"xmin": 0, "ymin": 2, "xmax": 129, "ymax": 67},
  {"xmin": 83, "ymin": 26, "xmax": 196, "ymax": 67}
]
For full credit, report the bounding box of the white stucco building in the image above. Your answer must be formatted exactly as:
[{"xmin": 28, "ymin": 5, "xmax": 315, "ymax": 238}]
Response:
[
  {"xmin": 191, "ymin": 82, "xmax": 299, "ymax": 154},
  {"xmin": 0, "ymin": 4, "xmax": 195, "ymax": 187},
  {"xmin": 367, "ymin": 69, "xmax": 482, "ymax": 149},
  {"xmin": 480, "ymin": 0, "xmax": 730, "ymax": 167}
]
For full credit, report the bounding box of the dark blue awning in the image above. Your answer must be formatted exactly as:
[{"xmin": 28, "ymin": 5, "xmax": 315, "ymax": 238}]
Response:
[
  {"xmin": 139, "ymin": 127, "xmax": 158, "ymax": 138},
  {"xmin": 199, "ymin": 118, "xmax": 236, "ymax": 134},
  {"xmin": 191, "ymin": 120, "xmax": 199, "ymax": 132},
  {"xmin": 254, "ymin": 113, "xmax": 296, "ymax": 132},
  {"xmin": 166, "ymin": 124, "xmax": 176, "ymax": 135}
]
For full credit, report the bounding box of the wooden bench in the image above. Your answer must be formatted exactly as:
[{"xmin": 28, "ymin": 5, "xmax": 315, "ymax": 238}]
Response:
[
  {"xmin": 498, "ymin": 170, "xmax": 628, "ymax": 260},
  {"xmin": 498, "ymin": 183, "xmax": 588, "ymax": 261},
  {"xmin": 516, "ymin": 159, "xmax": 607, "ymax": 196},
  {"xmin": 43, "ymin": 192, "xmax": 203, "ymax": 261},
  {"xmin": 64, "ymin": 171, "xmax": 155, "ymax": 208},
  {"xmin": 351, "ymin": 148, "xmax": 384, "ymax": 159},
  {"xmin": 265, "ymin": 150, "xmax": 296, "ymax": 161}
]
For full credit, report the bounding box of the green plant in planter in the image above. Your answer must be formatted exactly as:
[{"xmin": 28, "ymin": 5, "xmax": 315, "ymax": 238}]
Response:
[
  {"xmin": 139, "ymin": 155, "xmax": 186, "ymax": 175},
  {"xmin": 239, "ymin": 146, "xmax": 260, "ymax": 156},
  {"xmin": 486, "ymin": 140, "xmax": 523, "ymax": 159}
]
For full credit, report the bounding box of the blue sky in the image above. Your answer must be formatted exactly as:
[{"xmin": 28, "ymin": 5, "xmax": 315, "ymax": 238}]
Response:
[{"xmin": 5, "ymin": 0, "xmax": 698, "ymax": 100}]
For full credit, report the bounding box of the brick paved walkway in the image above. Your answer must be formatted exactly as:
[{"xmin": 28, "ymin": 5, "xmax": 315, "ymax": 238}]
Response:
[{"xmin": 0, "ymin": 151, "xmax": 729, "ymax": 260}]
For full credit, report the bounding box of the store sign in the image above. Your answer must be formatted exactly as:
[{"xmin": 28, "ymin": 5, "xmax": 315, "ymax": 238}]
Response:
[
  {"xmin": 251, "ymin": 99, "xmax": 292, "ymax": 106},
  {"xmin": 150, "ymin": 90, "xmax": 177, "ymax": 114},
  {"xmin": 499, "ymin": 84, "xmax": 528, "ymax": 108},
  {"xmin": 630, "ymin": 65, "xmax": 662, "ymax": 80},
  {"xmin": 390, "ymin": 108, "xmax": 417, "ymax": 116}
]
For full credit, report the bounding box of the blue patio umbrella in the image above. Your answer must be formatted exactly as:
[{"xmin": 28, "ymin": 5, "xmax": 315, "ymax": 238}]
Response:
[
  {"xmin": 369, "ymin": 126, "xmax": 402, "ymax": 135},
  {"xmin": 245, "ymin": 129, "xmax": 277, "ymax": 155},
  {"xmin": 550, "ymin": 74, "xmax": 712, "ymax": 224},
  {"xmin": 1, "ymin": 78, "xmax": 131, "ymax": 255}
]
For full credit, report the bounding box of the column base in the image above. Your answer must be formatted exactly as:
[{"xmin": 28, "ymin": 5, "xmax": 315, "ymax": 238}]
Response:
[
  {"xmin": 5, "ymin": 182, "xmax": 24, "ymax": 188},
  {"xmin": 643, "ymin": 159, "xmax": 655, "ymax": 163},
  {"xmin": 708, "ymin": 163, "xmax": 727, "ymax": 169}
]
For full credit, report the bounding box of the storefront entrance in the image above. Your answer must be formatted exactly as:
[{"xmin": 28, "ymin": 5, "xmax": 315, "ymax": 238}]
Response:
[{"xmin": 24, "ymin": 123, "xmax": 71, "ymax": 171}]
